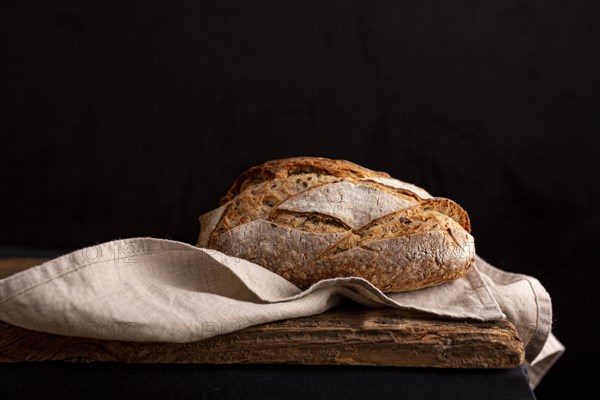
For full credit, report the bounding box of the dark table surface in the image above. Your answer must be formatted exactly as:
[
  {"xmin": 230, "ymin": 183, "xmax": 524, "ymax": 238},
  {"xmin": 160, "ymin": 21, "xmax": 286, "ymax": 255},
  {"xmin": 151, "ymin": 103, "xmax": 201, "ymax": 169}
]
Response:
[{"xmin": 0, "ymin": 363, "xmax": 535, "ymax": 400}]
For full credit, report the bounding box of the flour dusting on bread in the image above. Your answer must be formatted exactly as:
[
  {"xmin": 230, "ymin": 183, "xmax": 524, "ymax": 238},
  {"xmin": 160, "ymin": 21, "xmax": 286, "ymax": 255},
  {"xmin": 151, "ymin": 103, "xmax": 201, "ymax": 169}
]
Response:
[{"xmin": 198, "ymin": 157, "xmax": 475, "ymax": 292}]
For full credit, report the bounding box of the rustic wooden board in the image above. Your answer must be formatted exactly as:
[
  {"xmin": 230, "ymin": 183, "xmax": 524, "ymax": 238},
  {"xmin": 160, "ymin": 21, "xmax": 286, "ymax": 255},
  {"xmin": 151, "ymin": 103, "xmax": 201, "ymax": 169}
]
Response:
[
  {"xmin": 0, "ymin": 258, "xmax": 48, "ymax": 279},
  {"xmin": 0, "ymin": 258, "xmax": 525, "ymax": 368}
]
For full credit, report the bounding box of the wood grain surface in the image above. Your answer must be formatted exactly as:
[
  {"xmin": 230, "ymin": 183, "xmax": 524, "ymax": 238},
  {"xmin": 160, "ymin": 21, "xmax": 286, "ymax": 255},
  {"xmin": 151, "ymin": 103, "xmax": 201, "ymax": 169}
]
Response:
[
  {"xmin": 0, "ymin": 258, "xmax": 525, "ymax": 368},
  {"xmin": 0, "ymin": 258, "xmax": 48, "ymax": 279}
]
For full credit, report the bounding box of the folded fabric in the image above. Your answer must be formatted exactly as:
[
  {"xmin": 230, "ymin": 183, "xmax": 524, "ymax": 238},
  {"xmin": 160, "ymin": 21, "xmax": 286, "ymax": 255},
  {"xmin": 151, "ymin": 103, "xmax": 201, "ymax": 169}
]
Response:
[{"xmin": 0, "ymin": 237, "xmax": 563, "ymax": 388}]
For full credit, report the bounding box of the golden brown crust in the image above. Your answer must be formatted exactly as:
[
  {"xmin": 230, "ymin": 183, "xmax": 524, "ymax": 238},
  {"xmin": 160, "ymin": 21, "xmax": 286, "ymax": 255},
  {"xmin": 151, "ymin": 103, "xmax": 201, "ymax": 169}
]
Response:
[
  {"xmin": 200, "ymin": 157, "xmax": 475, "ymax": 292},
  {"xmin": 208, "ymin": 173, "xmax": 342, "ymax": 246},
  {"xmin": 420, "ymin": 198, "xmax": 471, "ymax": 233},
  {"xmin": 219, "ymin": 157, "xmax": 391, "ymax": 205}
]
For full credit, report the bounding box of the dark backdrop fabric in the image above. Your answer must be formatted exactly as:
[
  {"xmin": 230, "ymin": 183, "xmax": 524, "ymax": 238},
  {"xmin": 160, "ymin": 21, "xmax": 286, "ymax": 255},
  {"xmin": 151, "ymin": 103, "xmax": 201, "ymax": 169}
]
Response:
[{"xmin": 1, "ymin": 1, "xmax": 598, "ymax": 398}]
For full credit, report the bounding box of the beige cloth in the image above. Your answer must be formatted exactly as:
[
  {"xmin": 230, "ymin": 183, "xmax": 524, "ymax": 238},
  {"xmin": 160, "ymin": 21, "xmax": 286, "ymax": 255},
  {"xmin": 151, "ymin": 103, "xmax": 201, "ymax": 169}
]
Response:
[{"xmin": 0, "ymin": 237, "xmax": 563, "ymax": 388}]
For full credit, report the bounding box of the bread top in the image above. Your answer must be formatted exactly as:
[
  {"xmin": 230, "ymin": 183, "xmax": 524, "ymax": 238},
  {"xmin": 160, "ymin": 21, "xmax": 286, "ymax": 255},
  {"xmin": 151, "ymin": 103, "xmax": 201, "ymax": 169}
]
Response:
[
  {"xmin": 220, "ymin": 157, "xmax": 392, "ymax": 205},
  {"xmin": 206, "ymin": 157, "xmax": 471, "ymax": 248}
]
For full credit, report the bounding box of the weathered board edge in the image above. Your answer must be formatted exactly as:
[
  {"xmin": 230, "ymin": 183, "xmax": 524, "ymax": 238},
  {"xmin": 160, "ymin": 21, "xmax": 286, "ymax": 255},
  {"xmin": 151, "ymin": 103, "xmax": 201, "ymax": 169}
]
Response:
[{"xmin": 0, "ymin": 305, "xmax": 525, "ymax": 368}]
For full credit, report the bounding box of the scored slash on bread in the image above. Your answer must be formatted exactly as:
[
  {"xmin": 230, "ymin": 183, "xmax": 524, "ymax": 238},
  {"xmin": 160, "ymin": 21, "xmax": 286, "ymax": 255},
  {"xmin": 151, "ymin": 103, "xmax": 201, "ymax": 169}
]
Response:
[
  {"xmin": 219, "ymin": 157, "xmax": 393, "ymax": 205},
  {"xmin": 198, "ymin": 157, "xmax": 475, "ymax": 292}
]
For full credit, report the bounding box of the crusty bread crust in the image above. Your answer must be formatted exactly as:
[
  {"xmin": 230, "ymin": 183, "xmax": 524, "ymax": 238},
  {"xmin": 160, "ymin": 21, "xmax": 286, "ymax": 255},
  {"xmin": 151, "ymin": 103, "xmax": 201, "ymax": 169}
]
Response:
[
  {"xmin": 219, "ymin": 157, "xmax": 391, "ymax": 205},
  {"xmin": 200, "ymin": 157, "xmax": 475, "ymax": 292}
]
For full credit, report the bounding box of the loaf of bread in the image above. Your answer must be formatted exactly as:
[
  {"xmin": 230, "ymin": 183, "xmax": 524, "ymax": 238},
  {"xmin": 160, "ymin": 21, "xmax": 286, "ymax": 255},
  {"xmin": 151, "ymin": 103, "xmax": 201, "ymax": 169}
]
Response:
[{"xmin": 197, "ymin": 157, "xmax": 475, "ymax": 292}]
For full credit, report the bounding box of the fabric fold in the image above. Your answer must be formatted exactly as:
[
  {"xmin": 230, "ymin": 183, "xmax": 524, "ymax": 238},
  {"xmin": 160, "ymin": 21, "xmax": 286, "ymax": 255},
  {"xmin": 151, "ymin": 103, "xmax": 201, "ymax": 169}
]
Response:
[{"xmin": 0, "ymin": 237, "xmax": 562, "ymax": 388}]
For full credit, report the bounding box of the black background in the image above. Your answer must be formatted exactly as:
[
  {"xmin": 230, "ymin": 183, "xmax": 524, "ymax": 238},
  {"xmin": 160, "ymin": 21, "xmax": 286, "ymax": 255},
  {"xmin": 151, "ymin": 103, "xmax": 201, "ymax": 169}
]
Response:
[{"xmin": 2, "ymin": 1, "xmax": 599, "ymax": 398}]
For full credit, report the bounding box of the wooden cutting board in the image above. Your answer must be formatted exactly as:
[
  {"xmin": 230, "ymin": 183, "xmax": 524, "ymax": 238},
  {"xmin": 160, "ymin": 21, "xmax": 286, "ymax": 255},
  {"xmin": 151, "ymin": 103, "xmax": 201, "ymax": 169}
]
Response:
[{"xmin": 0, "ymin": 258, "xmax": 525, "ymax": 368}]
